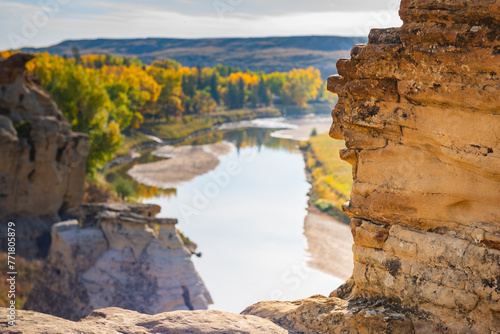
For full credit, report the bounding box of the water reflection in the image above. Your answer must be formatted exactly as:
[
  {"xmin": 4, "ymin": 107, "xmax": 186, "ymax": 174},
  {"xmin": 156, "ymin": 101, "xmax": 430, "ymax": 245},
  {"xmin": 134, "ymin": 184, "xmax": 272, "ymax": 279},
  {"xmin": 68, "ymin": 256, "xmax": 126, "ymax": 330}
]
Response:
[
  {"xmin": 135, "ymin": 184, "xmax": 177, "ymax": 201},
  {"xmin": 108, "ymin": 114, "xmax": 347, "ymax": 313},
  {"xmin": 142, "ymin": 141, "xmax": 343, "ymax": 312},
  {"xmin": 223, "ymin": 128, "xmax": 299, "ymax": 153},
  {"xmin": 186, "ymin": 127, "xmax": 300, "ymax": 153},
  {"xmin": 105, "ymin": 127, "xmax": 299, "ymax": 202},
  {"xmin": 130, "ymin": 122, "xmax": 344, "ymax": 312}
]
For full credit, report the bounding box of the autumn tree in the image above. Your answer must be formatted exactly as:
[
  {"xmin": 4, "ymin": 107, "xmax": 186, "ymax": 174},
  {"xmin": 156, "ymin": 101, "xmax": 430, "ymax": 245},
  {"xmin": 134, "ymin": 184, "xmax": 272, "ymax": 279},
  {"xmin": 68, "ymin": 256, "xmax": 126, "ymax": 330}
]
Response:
[
  {"xmin": 20, "ymin": 51, "xmax": 329, "ymax": 174},
  {"xmin": 99, "ymin": 64, "xmax": 160, "ymax": 128},
  {"xmin": 28, "ymin": 53, "xmax": 122, "ymax": 174},
  {"xmin": 147, "ymin": 65, "xmax": 184, "ymax": 119},
  {"xmin": 281, "ymin": 67, "xmax": 322, "ymax": 106}
]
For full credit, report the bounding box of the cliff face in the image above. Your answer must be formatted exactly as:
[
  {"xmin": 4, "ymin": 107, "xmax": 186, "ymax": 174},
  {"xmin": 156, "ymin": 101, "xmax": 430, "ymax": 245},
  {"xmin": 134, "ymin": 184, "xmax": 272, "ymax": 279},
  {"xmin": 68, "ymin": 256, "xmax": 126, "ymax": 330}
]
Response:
[
  {"xmin": 244, "ymin": 0, "xmax": 500, "ymax": 333},
  {"xmin": 0, "ymin": 54, "xmax": 88, "ymax": 257},
  {"xmin": 25, "ymin": 203, "xmax": 213, "ymax": 321},
  {"xmin": 330, "ymin": 0, "xmax": 500, "ymax": 319}
]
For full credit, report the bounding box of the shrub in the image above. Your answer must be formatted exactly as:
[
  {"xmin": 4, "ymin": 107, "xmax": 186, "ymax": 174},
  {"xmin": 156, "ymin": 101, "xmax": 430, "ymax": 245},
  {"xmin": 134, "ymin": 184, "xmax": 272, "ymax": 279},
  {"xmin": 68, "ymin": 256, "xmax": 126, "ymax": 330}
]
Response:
[{"xmin": 115, "ymin": 179, "xmax": 134, "ymax": 199}]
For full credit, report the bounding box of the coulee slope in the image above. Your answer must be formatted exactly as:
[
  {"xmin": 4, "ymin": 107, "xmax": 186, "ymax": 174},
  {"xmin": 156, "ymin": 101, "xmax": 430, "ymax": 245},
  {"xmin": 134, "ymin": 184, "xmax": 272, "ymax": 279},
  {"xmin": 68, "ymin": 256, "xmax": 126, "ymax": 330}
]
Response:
[{"xmin": 21, "ymin": 36, "xmax": 367, "ymax": 78}]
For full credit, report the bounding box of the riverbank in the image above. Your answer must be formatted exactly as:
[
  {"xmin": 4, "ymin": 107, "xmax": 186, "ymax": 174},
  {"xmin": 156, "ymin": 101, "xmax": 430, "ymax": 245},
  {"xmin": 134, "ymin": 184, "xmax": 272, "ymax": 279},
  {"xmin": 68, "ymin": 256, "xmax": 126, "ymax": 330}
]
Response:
[
  {"xmin": 119, "ymin": 116, "xmax": 355, "ymax": 282},
  {"xmin": 123, "ymin": 115, "xmax": 336, "ymax": 192},
  {"xmin": 104, "ymin": 114, "xmax": 354, "ymax": 311},
  {"xmin": 271, "ymin": 116, "xmax": 331, "ymax": 141},
  {"xmin": 299, "ymin": 133, "xmax": 353, "ymax": 280},
  {"xmin": 301, "ymin": 133, "xmax": 352, "ymax": 224},
  {"xmin": 304, "ymin": 205, "xmax": 353, "ymax": 280},
  {"xmin": 127, "ymin": 142, "xmax": 235, "ymax": 189},
  {"xmin": 116, "ymin": 107, "xmax": 282, "ymax": 158},
  {"xmin": 104, "ymin": 114, "xmax": 334, "ymax": 201}
]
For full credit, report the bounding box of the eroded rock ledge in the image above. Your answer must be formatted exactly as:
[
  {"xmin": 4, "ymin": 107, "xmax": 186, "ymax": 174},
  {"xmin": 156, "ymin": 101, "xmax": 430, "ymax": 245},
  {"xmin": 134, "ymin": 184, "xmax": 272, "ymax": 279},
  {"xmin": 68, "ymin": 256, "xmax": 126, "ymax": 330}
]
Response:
[
  {"xmin": 0, "ymin": 307, "xmax": 289, "ymax": 334},
  {"xmin": 24, "ymin": 203, "xmax": 212, "ymax": 321},
  {"xmin": 244, "ymin": 0, "xmax": 500, "ymax": 333},
  {"xmin": 0, "ymin": 54, "xmax": 89, "ymax": 257}
]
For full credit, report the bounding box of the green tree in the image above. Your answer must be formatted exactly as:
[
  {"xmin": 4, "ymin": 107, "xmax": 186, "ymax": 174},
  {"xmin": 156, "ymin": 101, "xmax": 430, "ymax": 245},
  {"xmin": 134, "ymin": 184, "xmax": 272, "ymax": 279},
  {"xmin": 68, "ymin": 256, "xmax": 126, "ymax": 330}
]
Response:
[
  {"xmin": 258, "ymin": 75, "xmax": 270, "ymax": 106},
  {"xmin": 225, "ymin": 82, "xmax": 239, "ymax": 109},
  {"xmin": 238, "ymin": 77, "xmax": 245, "ymax": 109},
  {"xmin": 210, "ymin": 73, "xmax": 220, "ymax": 104},
  {"xmin": 182, "ymin": 74, "xmax": 197, "ymax": 98},
  {"xmin": 71, "ymin": 46, "xmax": 82, "ymax": 65},
  {"xmin": 196, "ymin": 64, "xmax": 203, "ymax": 89},
  {"xmin": 106, "ymin": 81, "xmax": 133, "ymax": 129}
]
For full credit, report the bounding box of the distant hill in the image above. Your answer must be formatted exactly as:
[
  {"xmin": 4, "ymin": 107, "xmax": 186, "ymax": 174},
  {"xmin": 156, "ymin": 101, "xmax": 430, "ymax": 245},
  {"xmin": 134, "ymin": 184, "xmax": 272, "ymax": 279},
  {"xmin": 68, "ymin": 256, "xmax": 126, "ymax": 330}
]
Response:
[{"xmin": 22, "ymin": 36, "xmax": 367, "ymax": 78}]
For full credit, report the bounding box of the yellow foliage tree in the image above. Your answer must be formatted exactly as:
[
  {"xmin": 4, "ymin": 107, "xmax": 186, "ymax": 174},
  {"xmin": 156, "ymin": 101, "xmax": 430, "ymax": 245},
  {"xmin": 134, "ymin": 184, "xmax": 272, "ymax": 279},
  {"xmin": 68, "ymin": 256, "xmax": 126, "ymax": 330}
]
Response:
[
  {"xmin": 27, "ymin": 53, "xmax": 122, "ymax": 174},
  {"xmin": 281, "ymin": 67, "xmax": 322, "ymax": 106}
]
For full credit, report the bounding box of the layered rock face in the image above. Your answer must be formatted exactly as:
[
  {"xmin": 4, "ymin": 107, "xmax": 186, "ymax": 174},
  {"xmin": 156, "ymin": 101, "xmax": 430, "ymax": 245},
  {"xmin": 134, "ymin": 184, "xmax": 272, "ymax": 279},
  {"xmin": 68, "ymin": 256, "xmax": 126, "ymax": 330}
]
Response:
[
  {"xmin": 25, "ymin": 203, "xmax": 212, "ymax": 321},
  {"xmin": 0, "ymin": 54, "xmax": 88, "ymax": 257},
  {"xmin": 245, "ymin": 0, "xmax": 500, "ymax": 333}
]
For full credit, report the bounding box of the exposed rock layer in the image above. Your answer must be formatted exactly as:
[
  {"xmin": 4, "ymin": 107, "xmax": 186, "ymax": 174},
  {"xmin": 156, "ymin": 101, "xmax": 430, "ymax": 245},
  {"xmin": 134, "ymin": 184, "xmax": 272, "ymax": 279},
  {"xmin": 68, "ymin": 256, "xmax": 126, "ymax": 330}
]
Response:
[
  {"xmin": 25, "ymin": 203, "xmax": 212, "ymax": 321},
  {"xmin": 245, "ymin": 0, "xmax": 500, "ymax": 333},
  {"xmin": 0, "ymin": 307, "xmax": 290, "ymax": 334},
  {"xmin": 0, "ymin": 54, "xmax": 88, "ymax": 257}
]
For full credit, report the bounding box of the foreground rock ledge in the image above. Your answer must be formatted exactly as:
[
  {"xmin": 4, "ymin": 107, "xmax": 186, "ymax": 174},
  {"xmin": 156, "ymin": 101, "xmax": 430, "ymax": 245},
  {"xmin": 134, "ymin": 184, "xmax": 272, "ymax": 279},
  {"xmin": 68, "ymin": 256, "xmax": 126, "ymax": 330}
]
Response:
[{"xmin": 0, "ymin": 307, "xmax": 289, "ymax": 334}]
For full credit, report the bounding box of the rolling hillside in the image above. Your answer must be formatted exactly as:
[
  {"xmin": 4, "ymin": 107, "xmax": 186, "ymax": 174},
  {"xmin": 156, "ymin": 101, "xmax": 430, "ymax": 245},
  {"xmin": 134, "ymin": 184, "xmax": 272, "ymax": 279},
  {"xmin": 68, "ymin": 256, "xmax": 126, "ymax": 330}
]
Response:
[{"xmin": 22, "ymin": 36, "xmax": 367, "ymax": 78}]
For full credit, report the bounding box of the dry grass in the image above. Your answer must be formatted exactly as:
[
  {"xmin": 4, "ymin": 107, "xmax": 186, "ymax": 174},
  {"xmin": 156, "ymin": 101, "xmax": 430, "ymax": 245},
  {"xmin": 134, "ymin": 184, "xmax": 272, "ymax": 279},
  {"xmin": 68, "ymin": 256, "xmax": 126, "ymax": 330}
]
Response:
[
  {"xmin": 304, "ymin": 133, "xmax": 353, "ymax": 223},
  {"xmin": 0, "ymin": 253, "xmax": 43, "ymax": 309}
]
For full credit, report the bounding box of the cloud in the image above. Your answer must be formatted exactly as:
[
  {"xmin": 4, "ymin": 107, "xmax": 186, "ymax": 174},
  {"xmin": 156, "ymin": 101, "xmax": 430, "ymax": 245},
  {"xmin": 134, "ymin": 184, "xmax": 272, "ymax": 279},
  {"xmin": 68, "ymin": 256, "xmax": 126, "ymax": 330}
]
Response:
[
  {"xmin": 101, "ymin": 0, "xmax": 401, "ymax": 16},
  {"xmin": 230, "ymin": 0, "xmax": 401, "ymax": 15},
  {"xmin": 0, "ymin": 0, "xmax": 402, "ymax": 50}
]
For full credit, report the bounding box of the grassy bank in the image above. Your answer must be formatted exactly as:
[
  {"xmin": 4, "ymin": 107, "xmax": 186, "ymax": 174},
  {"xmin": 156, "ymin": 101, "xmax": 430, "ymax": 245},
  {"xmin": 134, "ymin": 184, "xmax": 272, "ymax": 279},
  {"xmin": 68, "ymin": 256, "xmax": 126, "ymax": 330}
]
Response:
[{"xmin": 303, "ymin": 133, "xmax": 352, "ymax": 224}]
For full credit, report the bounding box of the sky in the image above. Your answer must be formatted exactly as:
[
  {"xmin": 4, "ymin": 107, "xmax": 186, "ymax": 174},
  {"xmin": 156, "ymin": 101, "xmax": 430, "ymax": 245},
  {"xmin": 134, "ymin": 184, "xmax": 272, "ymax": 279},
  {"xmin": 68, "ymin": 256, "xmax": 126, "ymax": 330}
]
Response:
[{"xmin": 0, "ymin": 0, "xmax": 403, "ymax": 50}]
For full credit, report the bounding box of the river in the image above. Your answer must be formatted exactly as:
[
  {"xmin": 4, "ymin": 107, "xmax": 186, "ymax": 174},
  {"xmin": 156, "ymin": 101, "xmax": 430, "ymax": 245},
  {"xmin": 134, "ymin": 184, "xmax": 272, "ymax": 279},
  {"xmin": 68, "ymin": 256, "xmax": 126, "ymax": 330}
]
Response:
[{"xmin": 133, "ymin": 115, "xmax": 350, "ymax": 313}]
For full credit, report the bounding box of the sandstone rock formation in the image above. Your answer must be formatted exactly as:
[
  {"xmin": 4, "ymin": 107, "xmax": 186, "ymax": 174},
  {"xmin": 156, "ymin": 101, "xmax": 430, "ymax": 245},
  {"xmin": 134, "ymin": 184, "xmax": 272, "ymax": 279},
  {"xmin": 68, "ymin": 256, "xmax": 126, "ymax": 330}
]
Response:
[
  {"xmin": 0, "ymin": 53, "xmax": 88, "ymax": 257},
  {"xmin": 3, "ymin": 0, "xmax": 499, "ymax": 332},
  {"xmin": 0, "ymin": 307, "xmax": 289, "ymax": 334},
  {"xmin": 25, "ymin": 203, "xmax": 212, "ymax": 321},
  {"xmin": 244, "ymin": 0, "xmax": 500, "ymax": 333}
]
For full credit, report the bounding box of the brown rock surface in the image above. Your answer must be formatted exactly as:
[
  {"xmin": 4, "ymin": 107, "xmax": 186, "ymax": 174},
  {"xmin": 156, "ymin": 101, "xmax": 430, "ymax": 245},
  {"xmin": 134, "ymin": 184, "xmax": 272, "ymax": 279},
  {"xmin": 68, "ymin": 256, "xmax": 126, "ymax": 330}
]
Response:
[
  {"xmin": 0, "ymin": 307, "xmax": 290, "ymax": 334},
  {"xmin": 244, "ymin": 0, "xmax": 500, "ymax": 333},
  {"xmin": 0, "ymin": 54, "xmax": 88, "ymax": 257},
  {"xmin": 24, "ymin": 203, "xmax": 212, "ymax": 321}
]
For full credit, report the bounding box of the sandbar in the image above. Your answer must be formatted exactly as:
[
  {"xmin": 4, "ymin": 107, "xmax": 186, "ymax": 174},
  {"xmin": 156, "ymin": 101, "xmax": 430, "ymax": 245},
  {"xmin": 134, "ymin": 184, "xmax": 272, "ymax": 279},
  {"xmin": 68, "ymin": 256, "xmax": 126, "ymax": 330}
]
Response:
[{"xmin": 127, "ymin": 142, "xmax": 235, "ymax": 188}]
